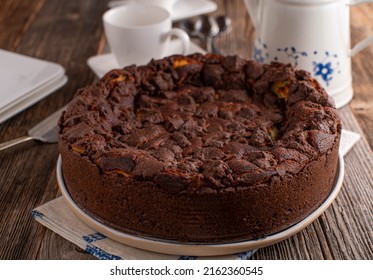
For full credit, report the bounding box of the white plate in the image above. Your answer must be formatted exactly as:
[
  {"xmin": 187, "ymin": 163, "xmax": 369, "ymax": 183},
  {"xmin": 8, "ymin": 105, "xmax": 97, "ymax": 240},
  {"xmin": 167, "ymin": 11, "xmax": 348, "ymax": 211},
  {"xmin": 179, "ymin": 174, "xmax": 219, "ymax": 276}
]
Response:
[
  {"xmin": 0, "ymin": 49, "xmax": 65, "ymax": 110},
  {"xmin": 107, "ymin": 0, "xmax": 217, "ymax": 21},
  {"xmin": 330, "ymin": 87, "xmax": 354, "ymax": 109},
  {"xmin": 57, "ymin": 153, "xmax": 344, "ymax": 256},
  {"xmin": 87, "ymin": 40, "xmax": 206, "ymax": 78},
  {"xmin": 0, "ymin": 74, "xmax": 68, "ymax": 124},
  {"xmin": 0, "ymin": 71, "xmax": 66, "ymax": 114}
]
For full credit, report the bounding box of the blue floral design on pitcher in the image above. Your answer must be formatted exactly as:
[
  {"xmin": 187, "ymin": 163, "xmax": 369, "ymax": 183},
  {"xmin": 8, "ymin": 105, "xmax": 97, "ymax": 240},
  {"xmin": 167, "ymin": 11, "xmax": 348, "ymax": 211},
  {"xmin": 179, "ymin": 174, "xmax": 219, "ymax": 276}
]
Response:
[
  {"xmin": 253, "ymin": 38, "xmax": 269, "ymax": 63},
  {"xmin": 312, "ymin": 51, "xmax": 340, "ymax": 86},
  {"xmin": 253, "ymin": 39, "xmax": 341, "ymax": 88},
  {"xmin": 313, "ymin": 62, "xmax": 334, "ymax": 86},
  {"xmin": 275, "ymin": 46, "xmax": 307, "ymax": 67}
]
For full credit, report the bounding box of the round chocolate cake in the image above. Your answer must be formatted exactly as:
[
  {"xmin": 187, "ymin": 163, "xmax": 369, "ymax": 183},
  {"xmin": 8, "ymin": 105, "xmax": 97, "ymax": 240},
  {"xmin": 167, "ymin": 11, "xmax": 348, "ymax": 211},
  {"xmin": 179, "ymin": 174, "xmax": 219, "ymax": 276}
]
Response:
[{"xmin": 58, "ymin": 54, "xmax": 341, "ymax": 243}]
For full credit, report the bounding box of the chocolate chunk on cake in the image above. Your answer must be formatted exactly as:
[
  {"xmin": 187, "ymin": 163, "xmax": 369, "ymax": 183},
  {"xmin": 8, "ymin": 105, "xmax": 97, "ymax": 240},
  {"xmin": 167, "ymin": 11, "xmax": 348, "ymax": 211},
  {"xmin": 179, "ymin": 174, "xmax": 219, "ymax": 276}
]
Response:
[{"xmin": 58, "ymin": 54, "xmax": 341, "ymax": 243}]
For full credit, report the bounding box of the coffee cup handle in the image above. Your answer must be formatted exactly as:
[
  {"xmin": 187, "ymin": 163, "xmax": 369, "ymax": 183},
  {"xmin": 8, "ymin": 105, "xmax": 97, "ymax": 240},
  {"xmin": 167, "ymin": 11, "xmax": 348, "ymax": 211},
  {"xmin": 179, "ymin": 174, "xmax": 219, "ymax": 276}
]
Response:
[
  {"xmin": 168, "ymin": 28, "xmax": 190, "ymax": 55},
  {"xmin": 349, "ymin": 0, "xmax": 373, "ymax": 56}
]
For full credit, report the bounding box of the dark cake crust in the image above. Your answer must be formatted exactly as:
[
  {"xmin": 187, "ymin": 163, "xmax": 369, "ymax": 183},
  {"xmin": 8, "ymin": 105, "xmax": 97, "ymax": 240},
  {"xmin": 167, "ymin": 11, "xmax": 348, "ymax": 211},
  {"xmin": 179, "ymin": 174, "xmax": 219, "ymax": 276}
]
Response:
[{"xmin": 58, "ymin": 54, "xmax": 341, "ymax": 243}]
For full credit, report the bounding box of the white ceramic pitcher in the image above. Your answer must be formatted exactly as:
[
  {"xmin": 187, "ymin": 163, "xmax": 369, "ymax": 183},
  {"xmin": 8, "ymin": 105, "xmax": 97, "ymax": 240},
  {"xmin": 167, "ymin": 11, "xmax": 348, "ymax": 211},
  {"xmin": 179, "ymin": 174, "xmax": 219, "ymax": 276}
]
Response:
[{"xmin": 243, "ymin": 0, "xmax": 373, "ymax": 108}]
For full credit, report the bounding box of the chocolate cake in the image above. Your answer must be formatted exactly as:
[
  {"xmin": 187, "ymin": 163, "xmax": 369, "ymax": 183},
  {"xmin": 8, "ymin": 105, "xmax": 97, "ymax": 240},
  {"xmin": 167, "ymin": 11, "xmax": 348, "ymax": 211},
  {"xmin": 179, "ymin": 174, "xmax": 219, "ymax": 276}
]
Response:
[{"xmin": 58, "ymin": 54, "xmax": 341, "ymax": 243}]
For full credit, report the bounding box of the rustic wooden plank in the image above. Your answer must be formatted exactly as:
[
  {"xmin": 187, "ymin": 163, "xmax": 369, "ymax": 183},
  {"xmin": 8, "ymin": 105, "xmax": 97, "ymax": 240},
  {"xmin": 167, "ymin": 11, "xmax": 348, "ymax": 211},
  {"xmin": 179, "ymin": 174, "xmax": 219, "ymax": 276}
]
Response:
[
  {"xmin": 0, "ymin": 0, "xmax": 53, "ymax": 260},
  {"xmin": 210, "ymin": 0, "xmax": 254, "ymax": 58},
  {"xmin": 336, "ymin": 107, "xmax": 373, "ymax": 258},
  {"xmin": 350, "ymin": 5, "xmax": 373, "ymax": 152},
  {"xmin": 0, "ymin": 143, "xmax": 59, "ymax": 259},
  {"xmin": 0, "ymin": 0, "xmax": 107, "ymax": 259},
  {"xmin": 31, "ymin": 0, "xmax": 108, "ymax": 260},
  {"xmin": 0, "ymin": 0, "xmax": 45, "ymax": 51},
  {"xmin": 37, "ymin": 230, "xmax": 96, "ymax": 260}
]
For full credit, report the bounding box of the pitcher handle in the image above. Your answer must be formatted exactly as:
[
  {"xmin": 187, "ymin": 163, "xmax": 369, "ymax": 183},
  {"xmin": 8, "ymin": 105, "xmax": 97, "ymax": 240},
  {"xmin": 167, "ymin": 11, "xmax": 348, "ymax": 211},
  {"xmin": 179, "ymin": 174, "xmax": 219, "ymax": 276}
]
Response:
[
  {"xmin": 349, "ymin": 0, "xmax": 373, "ymax": 5},
  {"xmin": 348, "ymin": 0, "xmax": 373, "ymax": 56},
  {"xmin": 350, "ymin": 36, "xmax": 373, "ymax": 56}
]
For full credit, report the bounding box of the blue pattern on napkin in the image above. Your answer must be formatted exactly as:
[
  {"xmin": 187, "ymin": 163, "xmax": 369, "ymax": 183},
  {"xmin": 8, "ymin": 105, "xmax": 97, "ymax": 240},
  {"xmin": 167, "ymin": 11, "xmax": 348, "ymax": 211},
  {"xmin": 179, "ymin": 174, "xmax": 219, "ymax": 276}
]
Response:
[
  {"xmin": 178, "ymin": 255, "xmax": 198, "ymax": 260},
  {"xmin": 85, "ymin": 244, "xmax": 121, "ymax": 260},
  {"xmin": 83, "ymin": 232, "xmax": 107, "ymax": 243},
  {"xmin": 237, "ymin": 250, "xmax": 257, "ymax": 260},
  {"xmin": 31, "ymin": 210, "xmax": 44, "ymax": 219}
]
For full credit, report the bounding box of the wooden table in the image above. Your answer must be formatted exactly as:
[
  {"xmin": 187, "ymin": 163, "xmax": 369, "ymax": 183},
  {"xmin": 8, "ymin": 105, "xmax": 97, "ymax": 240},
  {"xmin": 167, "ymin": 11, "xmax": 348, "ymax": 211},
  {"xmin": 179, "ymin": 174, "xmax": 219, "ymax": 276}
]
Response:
[{"xmin": 0, "ymin": 0, "xmax": 372, "ymax": 260}]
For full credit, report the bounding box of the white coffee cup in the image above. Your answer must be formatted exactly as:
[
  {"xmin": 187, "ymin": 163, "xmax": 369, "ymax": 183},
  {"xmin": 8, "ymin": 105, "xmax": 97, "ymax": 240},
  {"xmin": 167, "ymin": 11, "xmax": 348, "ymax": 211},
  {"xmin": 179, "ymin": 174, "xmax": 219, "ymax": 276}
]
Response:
[
  {"xmin": 108, "ymin": 0, "xmax": 178, "ymax": 12},
  {"xmin": 103, "ymin": 4, "xmax": 190, "ymax": 67},
  {"xmin": 137, "ymin": 0, "xmax": 178, "ymax": 12}
]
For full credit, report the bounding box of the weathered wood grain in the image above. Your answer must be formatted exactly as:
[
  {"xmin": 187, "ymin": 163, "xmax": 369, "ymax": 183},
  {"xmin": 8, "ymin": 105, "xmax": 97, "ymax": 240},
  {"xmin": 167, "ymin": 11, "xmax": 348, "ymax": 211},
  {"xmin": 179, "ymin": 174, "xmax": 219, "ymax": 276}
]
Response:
[
  {"xmin": 0, "ymin": 0, "xmax": 372, "ymax": 260},
  {"xmin": 0, "ymin": 0, "xmax": 107, "ymax": 259},
  {"xmin": 0, "ymin": 0, "xmax": 45, "ymax": 51},
  {"xmin": 350, "ymin": 5, "xmax": 373, "ymax": 152},
  {"xmin": 212, "ymin": 0, "xmax": 254, "ymax": 58}
]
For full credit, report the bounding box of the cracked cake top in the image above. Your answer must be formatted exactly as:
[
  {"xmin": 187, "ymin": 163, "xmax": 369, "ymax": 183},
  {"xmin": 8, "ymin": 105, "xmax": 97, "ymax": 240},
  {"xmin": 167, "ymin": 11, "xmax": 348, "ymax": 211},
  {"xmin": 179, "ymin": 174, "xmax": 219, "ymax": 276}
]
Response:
[{"xmin": 58, "ymin": 53, "xmax": 341, "ymax": 194}]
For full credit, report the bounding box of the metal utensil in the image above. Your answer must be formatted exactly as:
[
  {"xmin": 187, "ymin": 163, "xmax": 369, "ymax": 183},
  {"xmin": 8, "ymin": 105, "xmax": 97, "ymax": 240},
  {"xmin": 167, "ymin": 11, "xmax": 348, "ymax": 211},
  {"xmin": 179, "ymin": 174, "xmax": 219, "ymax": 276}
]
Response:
[
  {"xmin": 194, "ymin": 15, "xmax": 220, "ymax": 53},
  {"xmin": 212, "ymin": 15, "xmax": 232, "ymax": 54},
  {"xmin": 178, "ymin": 18, "xmax": 204, "ymax": 40},
  {"xmin": 0, "ymin": 106, "xmax": 66, "ymax": 151},
  {"xmin": 179, "ymin": 15, "xmax": 232, "ymax": 54}
]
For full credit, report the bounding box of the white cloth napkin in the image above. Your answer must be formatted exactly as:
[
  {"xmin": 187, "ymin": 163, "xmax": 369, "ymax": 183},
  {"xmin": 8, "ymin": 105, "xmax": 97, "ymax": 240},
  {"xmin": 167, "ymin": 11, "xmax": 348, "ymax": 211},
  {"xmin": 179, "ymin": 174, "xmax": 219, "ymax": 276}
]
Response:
[
  {"xmin": 32, "ymin": 129, "xmax": 360, "ymax": 260},
  {"xmin": 340, "ymin": 129, "xmax": 361, "ymax": 157}
]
